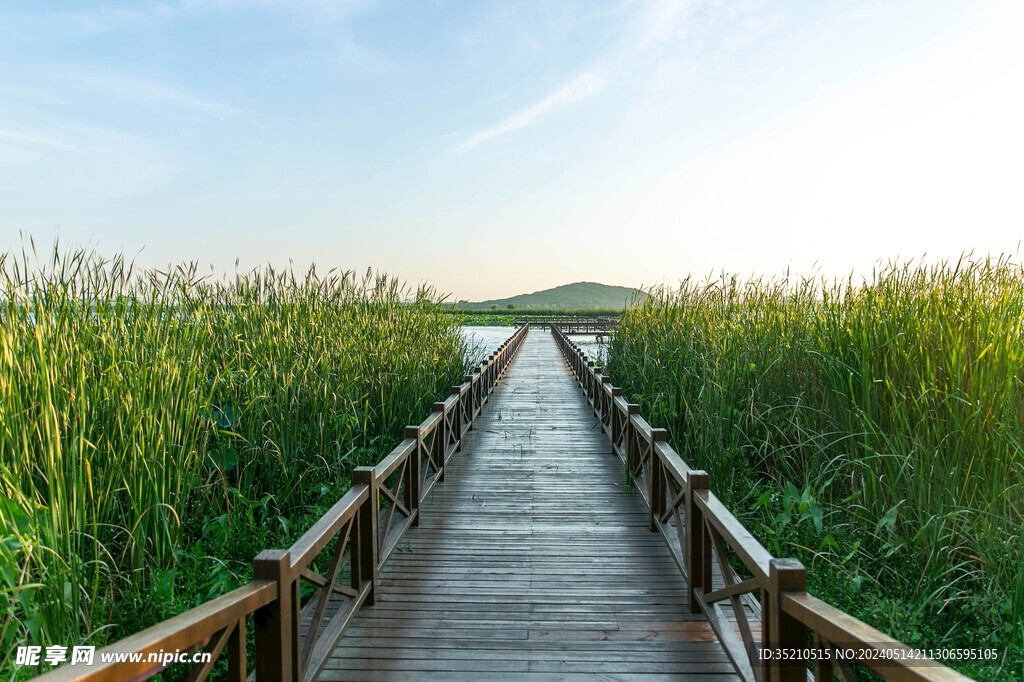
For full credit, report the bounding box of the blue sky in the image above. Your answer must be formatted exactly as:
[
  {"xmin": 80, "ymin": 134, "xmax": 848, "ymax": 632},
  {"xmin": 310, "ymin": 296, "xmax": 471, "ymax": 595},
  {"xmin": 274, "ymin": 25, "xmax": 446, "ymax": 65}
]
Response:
[{"xmin": 2, "ymin": 0, "xmax": 1022, "ymax": 300}]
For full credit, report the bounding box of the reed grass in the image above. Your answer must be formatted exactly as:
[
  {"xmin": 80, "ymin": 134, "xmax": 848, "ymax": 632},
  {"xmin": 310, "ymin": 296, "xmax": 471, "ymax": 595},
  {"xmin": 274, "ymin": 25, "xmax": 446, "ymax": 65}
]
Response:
[
  {"xmin": 607, "ymin": 256, "xmax": 1023, "ymax": 678},
  {"xmin": 0, "ymin": 246, "xmax": 469, "ymax": 674}
]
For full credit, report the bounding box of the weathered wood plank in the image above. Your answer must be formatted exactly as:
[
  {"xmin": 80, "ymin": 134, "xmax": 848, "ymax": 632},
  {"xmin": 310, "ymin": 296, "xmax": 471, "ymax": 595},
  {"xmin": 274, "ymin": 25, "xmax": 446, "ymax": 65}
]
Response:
[
  {"xmin": 319, "ymin": 672, "xmax": 739, "ymax": 682},
  {"xmin": 322, "ymin": 331, "xmax": 739, "ymax": 679}
]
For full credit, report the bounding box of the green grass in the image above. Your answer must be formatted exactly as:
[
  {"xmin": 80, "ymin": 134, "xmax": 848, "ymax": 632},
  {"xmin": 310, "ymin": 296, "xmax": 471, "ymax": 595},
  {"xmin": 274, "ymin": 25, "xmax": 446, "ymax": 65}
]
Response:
[
  {"xmin": 0, "ymin": 246, "xmax": 471, "ymax": 677},
  {"xmin": 606, "ymin": 257, "xmax": 1023, "ymax": 679},
  {"xmin": 453, "ymin": 312, "xmax": 517, "ymax": 326}
]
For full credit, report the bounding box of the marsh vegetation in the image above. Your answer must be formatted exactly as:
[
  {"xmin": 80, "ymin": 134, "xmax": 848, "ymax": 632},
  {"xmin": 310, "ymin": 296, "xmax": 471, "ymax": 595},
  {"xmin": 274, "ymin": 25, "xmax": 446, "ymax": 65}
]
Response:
[
  {"xmin": 0, "ymin": 247, "xmax": 469, "ymax": 675},
  {"xmin": 606, "ymin": 257, "xmax": 1024, "ymax": 678}
]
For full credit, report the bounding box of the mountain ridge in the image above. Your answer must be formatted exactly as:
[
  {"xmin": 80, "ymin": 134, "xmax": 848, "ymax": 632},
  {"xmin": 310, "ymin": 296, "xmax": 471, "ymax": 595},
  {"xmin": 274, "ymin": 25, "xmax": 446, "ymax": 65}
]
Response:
[{"xmin": 457, "ymin": 281, "xmax": 646, "ymax": 310}]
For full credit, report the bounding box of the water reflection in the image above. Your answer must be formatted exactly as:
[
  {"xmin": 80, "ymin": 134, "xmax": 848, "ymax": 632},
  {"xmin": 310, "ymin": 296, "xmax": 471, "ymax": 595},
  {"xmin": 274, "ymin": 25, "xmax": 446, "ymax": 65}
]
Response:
[
  {"xmin": 461, "ymin": 326, "xmax": 516, "ymax": 364},
  {"xmin": 460, "ymin": 326, "xmax": 608, "ymax": 365},
  {"xmin": 573, "ymin": 335, "xmax": 608, "ymax": 364}
]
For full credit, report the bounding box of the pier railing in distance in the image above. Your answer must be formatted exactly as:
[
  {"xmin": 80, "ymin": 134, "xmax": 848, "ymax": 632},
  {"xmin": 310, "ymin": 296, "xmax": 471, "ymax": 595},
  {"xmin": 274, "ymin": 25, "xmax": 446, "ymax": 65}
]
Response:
[
  {"xmin": 551, "ymin": 324, "xmax": 971, "ymax": 682},
  {"xmin": 36, "ymin": 325, "xmax": 530, "ymax": 682},
  {"xmin": 514, "ymin": 317, "xmax": 617, "ymax": 332}
]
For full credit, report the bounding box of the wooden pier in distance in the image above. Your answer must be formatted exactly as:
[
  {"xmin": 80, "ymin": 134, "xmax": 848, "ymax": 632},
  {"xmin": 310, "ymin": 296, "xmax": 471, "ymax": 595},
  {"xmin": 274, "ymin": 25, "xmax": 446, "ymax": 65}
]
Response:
[{"xmin": 514, "ymin": 317, "xmax": 617, "ymax": 333}]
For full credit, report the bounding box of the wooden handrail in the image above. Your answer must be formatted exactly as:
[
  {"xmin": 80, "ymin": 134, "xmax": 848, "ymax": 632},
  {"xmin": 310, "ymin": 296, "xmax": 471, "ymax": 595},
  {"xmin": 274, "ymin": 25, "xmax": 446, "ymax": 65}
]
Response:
[
  {"xmin": 695, "ymin": 491, "xmax": 773, "ymax": 583},
  {"xmin": 549, "ymin": 324, "xmax": 969, "ymax": 682},
  {"xmin": 288, "ymin": 485, "xmax": 369, "ymax": 572},
  {"xmin": 281, "ymin": 482, "xmax": 373, "ymax": 681},
  {"xmin": 780, "ymin": 592, "xmax": 971, "ymax": 682},
  {"xmin": 374, "ymin": 438, "xmax": 417, "ymax": 483},
  {"xmin": 419, "ymin": 410, "xmax": 442, "ymax": 437},
  {"xmin": 655, "ymin": 440, "xmax": 692, "ymax": 482},
  {"xmin": 513, "ymin": 317, "xmax": 618, "ymax": 331},
  {"xmin": 35, "ymin": 581, "xmax": 277, "ymax": 682},
  {"xmin": 35, "ymin": 324, "xmax": 530, "ymax": 682},
  {"xmin": 628, "ymin": 413, "xmax": 654, "ymax": 438}
]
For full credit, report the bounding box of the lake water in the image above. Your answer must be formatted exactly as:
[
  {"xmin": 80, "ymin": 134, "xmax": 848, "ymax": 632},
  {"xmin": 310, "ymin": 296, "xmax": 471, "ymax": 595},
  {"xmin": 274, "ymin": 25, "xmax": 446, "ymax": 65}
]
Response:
[
  {"xmin": 460, "ymin": 326, "xmax": 516, "ymax": 359},
  {"xmin": 573, "ymin": 334, "xmax": 608, "ymax": 364},
  {"xmin": 460, "ymin": 326, "xmax": 608, "ymax": 364}
]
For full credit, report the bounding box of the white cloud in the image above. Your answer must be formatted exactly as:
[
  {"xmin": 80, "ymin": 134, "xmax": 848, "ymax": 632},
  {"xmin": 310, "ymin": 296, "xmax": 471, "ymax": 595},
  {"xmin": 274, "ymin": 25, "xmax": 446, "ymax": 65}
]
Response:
[
  {"xmin": 0, "ymin": 128, "xmax": 85, "ymax": 155},
  {"xmin": 635, "ymin": 0, "xmax": 700, "ymax": 49},
  {"xmin": 38, "ymin": 70, "xmax": 245, "ymax": 123},
  {"xmin": 54, "ymin": 0, "xmax": 370, "ymax": 36},
  {"xmin": 458, "ymin": 72, "xmax": 605, "ymax": 151}
]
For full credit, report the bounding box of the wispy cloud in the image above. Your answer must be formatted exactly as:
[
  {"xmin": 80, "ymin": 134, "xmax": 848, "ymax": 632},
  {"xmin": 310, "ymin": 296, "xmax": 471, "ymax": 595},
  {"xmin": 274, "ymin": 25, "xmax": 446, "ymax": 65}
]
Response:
[
  {"xmin": 0, "ymin": 127, "xmax": 86, "ymax": 155},
  {"xmin": 635, "ymin": 0, "xmax": 700, "ymax": 49},
  {"xmin": 56, "ymin": 71, "xmax": 244, "ymax": 121},
  {"xmin": 53, "ymin": 0, "xmax": 371, "ymax": 36},
  {"xmin": 458, "ymin": 72, "xmax": 605, "ymax": 151}
]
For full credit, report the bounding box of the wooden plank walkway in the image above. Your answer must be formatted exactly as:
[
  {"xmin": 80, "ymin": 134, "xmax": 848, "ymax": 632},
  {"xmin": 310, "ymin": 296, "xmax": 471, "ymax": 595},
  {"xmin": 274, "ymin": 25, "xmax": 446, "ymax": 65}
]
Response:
[{"xmin": 320, "ymin": 331, "xmax": 740, "ymax": 681}]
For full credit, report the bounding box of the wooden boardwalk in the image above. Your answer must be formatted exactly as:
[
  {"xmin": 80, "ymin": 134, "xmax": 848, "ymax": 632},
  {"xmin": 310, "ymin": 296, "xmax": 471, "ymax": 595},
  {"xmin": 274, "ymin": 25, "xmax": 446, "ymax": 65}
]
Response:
[
  {"xmin": 35, "ymin": 325, "xmax": 968, "ymax": 682},
  {"xmin": 321, "ymin": 331, "xmax": 739, "ymax": 680}
]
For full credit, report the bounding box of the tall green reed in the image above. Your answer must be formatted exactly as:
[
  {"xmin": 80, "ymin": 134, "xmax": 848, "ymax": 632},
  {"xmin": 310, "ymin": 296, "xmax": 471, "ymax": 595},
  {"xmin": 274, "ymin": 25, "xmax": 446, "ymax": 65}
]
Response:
[
  {"xmin": 0, "ymin": 247, "xmax": 468, "ymax": 672},
  {"xmin": 607, "ymin": 256, "xmax": 1023, "ymax": 675}
]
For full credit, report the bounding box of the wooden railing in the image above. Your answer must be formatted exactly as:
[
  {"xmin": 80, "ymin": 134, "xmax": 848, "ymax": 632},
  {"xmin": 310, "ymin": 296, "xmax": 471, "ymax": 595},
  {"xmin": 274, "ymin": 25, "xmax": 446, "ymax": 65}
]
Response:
[
  {"xmin": 514, "ymin": 317, "xmax": 617, "ymax": 332},
  {"xmin": 37, "ymin": 324, "xmax": 530, "ymax": 682},
  {"xmin": 551, "ymin": 325, "xmax": 971, "ymax": 682}
]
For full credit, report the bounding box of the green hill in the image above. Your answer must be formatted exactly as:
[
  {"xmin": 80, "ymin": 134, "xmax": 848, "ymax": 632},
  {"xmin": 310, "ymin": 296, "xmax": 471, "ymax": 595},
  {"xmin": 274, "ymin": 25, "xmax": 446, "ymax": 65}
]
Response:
[{"xmin": 457, "ymin": 282, "xmax": 646, "ymax": 311}]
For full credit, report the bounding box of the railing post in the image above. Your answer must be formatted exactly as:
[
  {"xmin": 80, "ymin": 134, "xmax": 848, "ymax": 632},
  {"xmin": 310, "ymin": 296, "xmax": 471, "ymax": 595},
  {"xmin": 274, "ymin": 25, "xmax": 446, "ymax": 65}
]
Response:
[
  {"xmin": 253, "ymin": 549, "xmax": 296, "ymax": 682},
  {"xmin": 812, "ymin": 633, "xmax": 835, "ymax": 680},
  {"xmin": 610, "ymin": 388, "xmax": 623, "ymax": 452},
  {"xmin": 765, "ymin": 559, "xmax": 808, "ymax": 682},
  {"xmin": 649, "ymin": 428, "xmax": 668, "ymax": 532},
  {"xmin": 228, "ymin": 616, "xmax": 246, "ymax": 682},
  {"xmin": 451, "ymin": 387, "xmax": 463, "ymax": 451},
  {"xmin": 686, "ymin": 470, "xmax": 710, "ymax": 614},
  {"xmin": 464, "ymin": 374, "xmax": 475, "ymax": 422},
  {"xmin": 352, "ymin": 467, "xmax": 378, "ymax": 606},
  {"xmin": 404, "ymin": 426, "xmax": 422, "ymax": 527},
  {"xmin": 600, "ymin": 377, "xmax": 612, "ymax": 425},
  {"xmin": 433, "ymin": 402, "xmax": 446, "ymax": 481},
  {"xmin": 592, "ymin": 367, "xmax": 602, "ymax": 415},
  {"xmin": 586, "ymin": 361, "xmax": 596, "ymax": 403},
  {"xmin": 473, "ymin": 367, "xmax": 482, "ymax": 416},
  {"xmin": 625, "ymin": 404, "xmax": 639, "ymax": 470}
]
